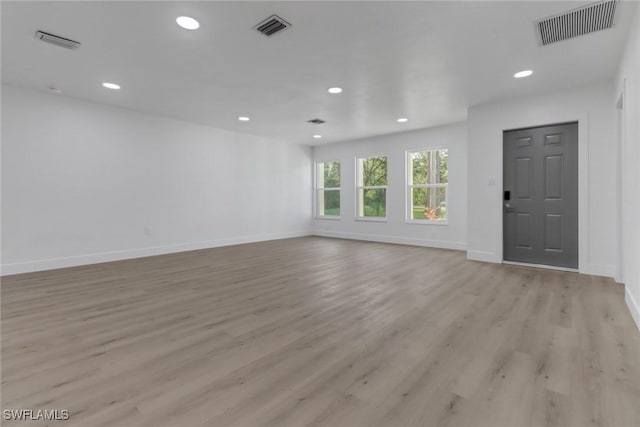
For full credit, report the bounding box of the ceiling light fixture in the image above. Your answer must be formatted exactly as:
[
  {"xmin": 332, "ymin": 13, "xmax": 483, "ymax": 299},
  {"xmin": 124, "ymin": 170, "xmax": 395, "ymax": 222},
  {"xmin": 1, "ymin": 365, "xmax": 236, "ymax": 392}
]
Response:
[
  {"xmin": 313, "ymin": 135, "xmax": 322, "ymax": 139},
  {"xmin": 238, "ymin": 116, "xmax": 250, "ymax": 122},
  {"xmin": 102, "ymin": 82, "xmax": 120, "ymax": 90},
  {"xmin": 514, "ymin": 70, "xmax": 533, "ymax": 78},
  {"xmin": 397, "ymin": 118, "xmax": 409, "ymax": 123},
  {"xmin": 328, "ymin": 87, "xmax": 343, "ymax": 94},
  {"xmin": 176, "ymin": 16, "xmax": 200, "ymax": 30}
]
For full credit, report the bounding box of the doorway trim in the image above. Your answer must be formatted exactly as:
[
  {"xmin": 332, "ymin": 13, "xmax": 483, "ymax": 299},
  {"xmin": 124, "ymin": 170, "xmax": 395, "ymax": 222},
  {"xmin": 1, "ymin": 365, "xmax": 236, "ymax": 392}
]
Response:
[
  {"xmin": 498, "ymin": 114, "xmax": 590, "ymax": 275},
  {"xmin": 615, "ymin": 82, "xmax": 626, "ymax": 284}
]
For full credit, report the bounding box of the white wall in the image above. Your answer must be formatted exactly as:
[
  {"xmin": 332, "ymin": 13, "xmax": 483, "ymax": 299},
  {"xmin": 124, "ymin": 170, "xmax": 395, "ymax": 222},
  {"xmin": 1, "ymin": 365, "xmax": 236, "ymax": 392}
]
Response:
[
  {"xmin": 615, "ymin": 4, "xmax": 640, "ymax": 331},
  {"xmin": 467, "ymin": 82, "xmax": 617, "ymax": 278},
  {"xmin": 312, "ymin": 123, "xmax": 467, "ymax": 250},
  {"xmin": 1, "ymin": 85, "xmax": 312, "ymax": 275}
]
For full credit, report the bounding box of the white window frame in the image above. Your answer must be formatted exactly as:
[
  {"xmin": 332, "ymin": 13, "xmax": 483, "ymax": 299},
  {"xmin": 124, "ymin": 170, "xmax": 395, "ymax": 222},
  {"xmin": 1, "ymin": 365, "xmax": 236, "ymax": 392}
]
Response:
[
  {"xmin": 356, "ymin": 154, "xmax": 388, "ymax": 222},
  {"xmin": 406, "ymin": 148, "xmax": 449, "ymax": 225},
  {"xmin": 315, "ymin": 160, "xmax": 341, "ymax": 220}
]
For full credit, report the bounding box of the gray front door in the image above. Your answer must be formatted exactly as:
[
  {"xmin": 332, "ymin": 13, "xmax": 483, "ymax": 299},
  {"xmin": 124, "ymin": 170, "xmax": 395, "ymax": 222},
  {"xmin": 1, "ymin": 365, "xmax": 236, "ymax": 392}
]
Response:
[{"xmin": 503, "ymin": 122, "xmax": 578, "ymax": 268}]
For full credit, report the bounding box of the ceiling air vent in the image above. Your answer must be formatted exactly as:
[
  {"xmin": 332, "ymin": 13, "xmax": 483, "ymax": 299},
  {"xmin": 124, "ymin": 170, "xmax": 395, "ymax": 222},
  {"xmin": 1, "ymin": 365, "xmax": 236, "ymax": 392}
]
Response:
[
  {"xmin": 308, "ymin": 118, "xmax": 325, "ymax": 125},
  {"xmin": 535, "ymin": 0, "xmax": 618, "ymax": 46},
  {"xmin": 254, "ymin": 14, "xmax": 291, "ymax": 37},
  {"xmin": 35, "ymin": 30, "xmax": 81, "ymax": 50}
]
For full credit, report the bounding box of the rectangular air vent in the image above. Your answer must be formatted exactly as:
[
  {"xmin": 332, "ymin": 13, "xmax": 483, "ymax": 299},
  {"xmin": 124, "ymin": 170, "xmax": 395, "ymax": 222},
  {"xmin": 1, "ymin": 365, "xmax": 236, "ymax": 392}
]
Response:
[
  {"xmin": 308, "ymin": 118, "xmax": 325, "ymax": 125},
  {"xmin": 35, "ymin": 31, "xmax": 81, "ymax": 50},
  {"xmin": 535, "ymin": 0, "xmax": 618, "ymax": 46},
  {"xmin": 254, "ymin": 14, "xmax": 291, "ymax": 37}
]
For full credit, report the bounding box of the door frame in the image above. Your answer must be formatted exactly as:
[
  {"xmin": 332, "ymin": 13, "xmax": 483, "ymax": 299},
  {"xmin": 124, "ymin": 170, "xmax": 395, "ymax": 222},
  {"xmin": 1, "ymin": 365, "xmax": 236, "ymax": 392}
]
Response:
[
  {"xmin": 615, "ymin": 83, "xmax": 626, "ymax": 284},
  {"xmin": 499, "ymin": 116, "xmax": 588, "ymax": 275}
]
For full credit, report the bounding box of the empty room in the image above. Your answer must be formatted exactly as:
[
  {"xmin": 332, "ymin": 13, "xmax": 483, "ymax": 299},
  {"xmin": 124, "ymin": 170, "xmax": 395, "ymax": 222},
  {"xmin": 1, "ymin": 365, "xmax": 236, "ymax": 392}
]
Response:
[{"xmin": 2, "ymin": 1, "xmax": 640, "ymax": 426}]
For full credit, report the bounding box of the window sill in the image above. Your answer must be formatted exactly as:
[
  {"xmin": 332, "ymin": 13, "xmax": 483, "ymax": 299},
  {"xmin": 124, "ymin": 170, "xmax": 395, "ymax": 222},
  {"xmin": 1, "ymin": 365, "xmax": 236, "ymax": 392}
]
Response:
[
  {"xmin": 356, "ymin": 217, "xmax": 388, "ymax": 223},
  {"xmin": 406, "ymin": 219, "xmax": 449, "ymax": 226},
  {"xmin": 315, "ymin": 216, "xmax": 341, "ymax": 221}
]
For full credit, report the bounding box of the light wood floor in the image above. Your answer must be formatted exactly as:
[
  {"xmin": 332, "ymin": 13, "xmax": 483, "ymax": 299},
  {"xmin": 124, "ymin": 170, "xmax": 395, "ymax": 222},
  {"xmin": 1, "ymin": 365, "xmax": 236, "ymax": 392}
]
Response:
[{"xmin": 2, "ymin": 237, "xmax": 639, "ymax": 427}]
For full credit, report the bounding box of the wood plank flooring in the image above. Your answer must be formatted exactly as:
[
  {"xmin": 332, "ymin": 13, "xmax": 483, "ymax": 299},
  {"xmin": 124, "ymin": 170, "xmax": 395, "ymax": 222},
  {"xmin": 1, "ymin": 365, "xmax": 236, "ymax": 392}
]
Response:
[{"xmin": 1, "ymin": 236, "xmax": 639, "ymax": 427}]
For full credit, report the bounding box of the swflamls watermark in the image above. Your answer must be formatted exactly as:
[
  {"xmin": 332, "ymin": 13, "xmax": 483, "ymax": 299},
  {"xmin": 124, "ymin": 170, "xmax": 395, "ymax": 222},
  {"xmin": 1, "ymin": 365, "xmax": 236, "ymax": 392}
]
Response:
[{"xmin": 3, "ymin": 409, "xmax": 70, "ymax": 421}]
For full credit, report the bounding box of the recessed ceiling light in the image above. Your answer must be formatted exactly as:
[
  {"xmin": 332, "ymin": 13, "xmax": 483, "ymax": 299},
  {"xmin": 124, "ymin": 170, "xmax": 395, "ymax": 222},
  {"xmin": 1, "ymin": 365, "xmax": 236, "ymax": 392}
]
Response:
[
  {"xmin": 238, "ymin": 116, "xmax": 250, "ymax": 122},
  {"xmin": 176, "ymin": 16, "xmax": 200, "ymax": 30},
  {"xmin": 328, "ymin": 87, "xmax": 343, "ymax": 94},
  {"xmin": 397, "ymin": 118, "xmax": 409, "ymax": 123},
  {"xmin": 313, "ymin": 134, "xmax": 322, "ymax": 139},
  {"xmin": 102, "ymin": 82, "xmax": 120, "ymax": 90},
  {"xmin": 514, "ymin": 70, "xmax": 533, "ymax": 78}
]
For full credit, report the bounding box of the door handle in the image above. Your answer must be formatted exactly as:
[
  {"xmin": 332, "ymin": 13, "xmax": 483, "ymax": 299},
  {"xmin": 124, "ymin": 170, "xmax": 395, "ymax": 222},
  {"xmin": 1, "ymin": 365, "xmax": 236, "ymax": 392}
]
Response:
[{"xmin": 504, "ymin": 203, "xmax": 515, "ymax": 213}]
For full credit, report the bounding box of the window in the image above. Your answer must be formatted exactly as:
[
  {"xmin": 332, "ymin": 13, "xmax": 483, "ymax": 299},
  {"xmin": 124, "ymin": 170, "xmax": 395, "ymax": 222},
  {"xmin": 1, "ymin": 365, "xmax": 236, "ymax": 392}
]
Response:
[
  {"xmin": 357, "ymin": 155, "xmax": 388, "ymax": 219},
  {"xmin": 407, "ymin": 148, "xmax": 448, "ymax": 222},
  {"xmin": 316, "ymin": 161, "xmax": 341, "ymax": 218}
]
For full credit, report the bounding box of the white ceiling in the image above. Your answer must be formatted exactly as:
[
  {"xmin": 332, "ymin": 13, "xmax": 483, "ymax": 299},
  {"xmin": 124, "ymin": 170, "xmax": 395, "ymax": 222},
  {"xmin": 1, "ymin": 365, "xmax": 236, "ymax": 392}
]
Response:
[{"xmin": 2, "ymin": 1, "xmax": 637, "ymax": 145}]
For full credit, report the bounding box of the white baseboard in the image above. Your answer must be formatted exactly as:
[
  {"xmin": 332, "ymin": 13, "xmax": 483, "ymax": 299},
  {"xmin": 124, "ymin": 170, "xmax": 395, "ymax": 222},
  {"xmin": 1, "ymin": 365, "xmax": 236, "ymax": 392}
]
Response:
[
  {"xmin": 466, "ymin": 250, "xmax": 499, "ymax": 263},
  {"xmin": 312, "ymin": 230, "xmax": 467, "ymax": 251},
  {"xmin": 626, "ymin": 286, "xmax": 640, "ymax": 333},
  {"xmin": 1, "ymin": 231, "xmax": 311, "ymax": 276},
  {"xmin": 580, "ymin": 263, "xmax": 616, "ymax": 278}
]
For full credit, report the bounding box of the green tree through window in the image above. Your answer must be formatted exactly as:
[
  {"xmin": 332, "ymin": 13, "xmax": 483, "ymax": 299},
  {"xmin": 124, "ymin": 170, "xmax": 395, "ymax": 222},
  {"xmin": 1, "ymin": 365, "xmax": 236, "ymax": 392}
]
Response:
[
  {"xmin": 408, "ymin": 149, "xmax": 448, "ymax": 221},
  {"xmin": 357, "ymin": 156, "xmax": 387, "ymax": 218},
  {"xmin": 316, "ymin": 161, "xmax": 341, "ymax": 217}
]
